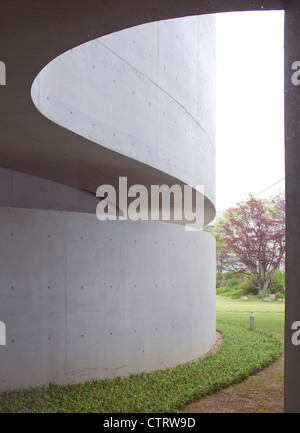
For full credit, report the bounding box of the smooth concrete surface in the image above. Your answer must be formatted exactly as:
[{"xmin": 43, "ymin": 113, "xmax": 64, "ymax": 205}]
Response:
[
  {"xmin": 0, "ymin": 2, "xmax": 283, "ymax": 227},
  {"xmin": 0, "ymin": 2, "xmax": 283, "ymax": 203},
  {"xmin": 1, "ymin": 0, "xmax": 300, "ymax": 412},
  {"xmin": 31, "ymin": 17, "xmax": 216, "ymax": 208},
  {"xmin": 0, "ymin": 167, "xmax": 99, "ymax": 214},
  {"xmin": 0, "ymin": 13, "xmax": 217, "ymax": 391},
  {"xmin": 0, "ymin": 206, "xmax": 215, "ymax": 390},
  {"xmin": 30, "ymin": 16, "xmax": 216, "ymax": 225}
]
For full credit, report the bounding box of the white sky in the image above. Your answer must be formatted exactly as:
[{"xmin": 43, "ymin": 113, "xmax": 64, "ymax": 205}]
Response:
[{"xmin": 215, "ymin": 10, "xmax": 285, "ymax": 210}]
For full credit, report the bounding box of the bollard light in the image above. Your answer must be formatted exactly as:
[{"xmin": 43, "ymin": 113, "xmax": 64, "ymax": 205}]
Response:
[{"xmin": 250, "ymin": 312, "xmax": 254, "ymax": 331}]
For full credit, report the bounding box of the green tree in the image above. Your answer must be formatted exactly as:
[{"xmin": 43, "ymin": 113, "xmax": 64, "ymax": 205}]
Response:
[{"xmin": 209, "ymin": 193, "xmax": 285, "ymax": 295}]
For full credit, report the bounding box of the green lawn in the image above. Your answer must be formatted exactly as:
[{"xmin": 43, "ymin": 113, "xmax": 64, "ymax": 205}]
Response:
[
  {"xmin": 0, "ymin": 295, "xmax": 284, "ymax": 413},
  {"xmin": 216, "ymin": 295, "xmax": 285, "ymax": 343}
]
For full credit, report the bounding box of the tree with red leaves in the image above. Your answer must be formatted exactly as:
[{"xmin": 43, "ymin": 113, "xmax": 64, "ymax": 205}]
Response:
[{"xmin": 215, "ymin": 193, "xmax": 285, "ymax": 294}]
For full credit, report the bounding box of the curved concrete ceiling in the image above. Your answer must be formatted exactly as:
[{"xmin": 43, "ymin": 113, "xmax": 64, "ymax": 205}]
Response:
[{"xmin": 0, "ymin": 0, "xmax": 284, "ymax": 223}]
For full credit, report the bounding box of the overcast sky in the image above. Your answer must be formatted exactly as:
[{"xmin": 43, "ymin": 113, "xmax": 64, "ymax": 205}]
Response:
[{"xmin": 215, "ymin": 10, "xmax": 285, "ymax": 210}]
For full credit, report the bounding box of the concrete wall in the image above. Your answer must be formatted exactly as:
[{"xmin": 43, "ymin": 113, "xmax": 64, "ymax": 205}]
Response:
[
  {"xmin": 0, "ymin": 168, "xmax": 99, "ymax": 214},
  {"xmin": 0, "ymin": 205, "xmax": 215, "ymax": 390},
  {"xmin": 0, "ymin": 15, "xmax": 217, "ymax": 391},
  {"xmin": 31, "ymin": 16, "xmax": 216, "ymax": 208},
  {"xmin": 2, "ymin": 0, "xmax": 300, "ymax": 413}
]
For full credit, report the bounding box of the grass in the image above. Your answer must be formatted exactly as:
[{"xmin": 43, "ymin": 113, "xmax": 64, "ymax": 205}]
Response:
[
  {"xmin": 216, "ymin": 294, "xmax": 285, "ymax": 314},
  {"xmin": 0, "ymin": 319, "xmax": 283, "ymax": 413},
  {"xmin": 182, "ymin": 295, "xmax": 285, "ymax": 413},
  {"xmin": 216, "ymin": 295, "xmax": 285, "ymax": 342}
]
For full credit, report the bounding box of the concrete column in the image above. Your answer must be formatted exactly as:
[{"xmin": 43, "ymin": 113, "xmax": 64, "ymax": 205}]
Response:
[{"xmin": 284, "ymin": 1, "xmax": 300, "ymax": 413}]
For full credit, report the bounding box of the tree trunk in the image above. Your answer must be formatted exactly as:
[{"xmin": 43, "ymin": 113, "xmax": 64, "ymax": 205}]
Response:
[{"xmin": 258, "ymin": 278, "xmax": 263, "ymax": 295}]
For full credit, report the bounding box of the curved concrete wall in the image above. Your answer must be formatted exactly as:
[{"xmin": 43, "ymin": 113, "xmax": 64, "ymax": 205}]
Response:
[
  {"xmin": 0, "ymin": 203, "xmax": 215, "ymax": 390},
  {"xmin": 1, "ymin": 0, "xmax": 300, "ymax": 414},
  {"xmin": 0, "ymin": 15, "xmax": 216, "ymax": 390},
  {"xmin": 0, "ymin": 168, "xmax": 99, "ymax": 214},
  {"xmin": 31, "ymin": 16, "xmax": 216, "ymax": 211}
]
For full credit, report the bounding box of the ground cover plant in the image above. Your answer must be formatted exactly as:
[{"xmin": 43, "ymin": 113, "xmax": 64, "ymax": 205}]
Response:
[
  {"xmin": 181, "ymin": 295, "xmax": 285, "ymax": 413},
  {"xmin": 0, "ymin": 320, "xmax": 283, "ymax": 413}
]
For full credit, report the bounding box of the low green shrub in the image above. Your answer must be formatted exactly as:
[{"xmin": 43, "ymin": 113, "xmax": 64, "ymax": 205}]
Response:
[
  {"xmin": 0, "ymin": 321, "xmax": 283, "ymax": 413},
  {"xmin": 217, "ymin": 286, "xmax": 244, "ymax": 299},
  {"xmin": 258, "ymin": 291, "xmax": 285, "ymax": 300},
  {"xmin": 238, "ymin": 278, "xmax": 256, "ymax": 295},
  {"xmin": 226, "ymin": 277, "xmax": 240, "ymax": 288},
  {"xmin": 230, "ymin": 288, "xmax": 245, "ymax": 299},
  {"xmin": 217, "ymin": 270, "xmax": 285, "ymax": 297},
  {"xmin": 268, "ymin": 269, "xmax": 285, "ymax": 294},
  {"xmin": 259, "ymin": 291, "xmax": 270, "ymax": 299},
  {"xmin": 216, "ymin": 286, "xmax": 231, "ymax": 295}
]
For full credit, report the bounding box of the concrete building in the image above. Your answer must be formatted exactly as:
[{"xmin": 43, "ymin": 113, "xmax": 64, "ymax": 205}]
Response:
[
  {"xmin": 0, "ymin": 0, "xmax": 300, "ymax": 413},
  {"xmin": 0, "ymin": 15, "xmax": 216, "ymax": 390}
]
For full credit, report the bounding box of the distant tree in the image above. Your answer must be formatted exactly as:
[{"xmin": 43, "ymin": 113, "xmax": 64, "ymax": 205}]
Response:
[{"xmin": 213, "ymin": 193, "xmax": 285, "ymax": 295}]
